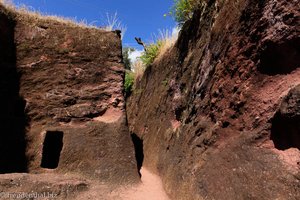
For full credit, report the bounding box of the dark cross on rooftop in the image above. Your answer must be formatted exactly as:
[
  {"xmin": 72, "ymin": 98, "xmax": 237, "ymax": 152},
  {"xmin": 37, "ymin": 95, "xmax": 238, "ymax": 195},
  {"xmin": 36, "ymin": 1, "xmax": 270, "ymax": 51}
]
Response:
[{"xmin": 135, "ymin": 37, "xmax": 147, "ymax": 52}]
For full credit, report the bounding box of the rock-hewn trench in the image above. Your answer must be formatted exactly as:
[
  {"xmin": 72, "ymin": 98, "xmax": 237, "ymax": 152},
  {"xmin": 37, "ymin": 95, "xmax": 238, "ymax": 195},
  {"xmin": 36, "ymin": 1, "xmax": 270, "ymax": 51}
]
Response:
[
  {"xmin": 0, "ymin": 0, "xmax": 300, "ymax": 199},
  {"xmin": 126, "ymin": 0, "xmax": 300, "ymax": 199}
]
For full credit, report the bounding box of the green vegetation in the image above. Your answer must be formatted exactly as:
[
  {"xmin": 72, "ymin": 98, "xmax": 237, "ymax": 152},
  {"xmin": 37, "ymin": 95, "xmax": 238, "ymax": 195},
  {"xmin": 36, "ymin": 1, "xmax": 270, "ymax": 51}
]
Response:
[
  {"xmin": 124, "ymin": 71, "xmax": 135, "ymax": 96},
  {"xmin": 140, "ymin": 40, "xmax": 163, "ymax": 66},
  {"xmin": 122, "ymin": 47, "xmax": 135, "ymax": 70},
  {"xmin": 123, "ymin": 30, "xmax": 178, "ymax": 96},
  {"xmin": 138, "ymin": 28, "xmax": 178, "ymax": 66},
  {"xmin": 123, "ymin": 47, "xmax": 138, "ymax": 97},
  {"xmin": 167, "ymin": 0, "xmax": 198, "ymax": 25}
]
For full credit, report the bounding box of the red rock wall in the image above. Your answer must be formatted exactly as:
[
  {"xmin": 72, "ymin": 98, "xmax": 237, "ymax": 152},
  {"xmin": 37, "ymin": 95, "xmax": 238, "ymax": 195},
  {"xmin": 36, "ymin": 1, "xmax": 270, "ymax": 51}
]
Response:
[
  {"xmin": 127, "ymin": 0, "xmax": 300, "ymax": 199},
  {"xmin": 0, "ymin": 5, "xmax": 139, "ymax": 184}
]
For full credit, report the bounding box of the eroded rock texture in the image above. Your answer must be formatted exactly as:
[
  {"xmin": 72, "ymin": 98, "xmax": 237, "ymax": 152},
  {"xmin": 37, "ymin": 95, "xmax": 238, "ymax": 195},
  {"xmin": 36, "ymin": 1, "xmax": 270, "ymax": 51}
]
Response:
[
  {"xmin": 127, "ymin": 0, "xmax": 300, "ymax": 199},
  {"xmin": 0, "ymin": 4, "xmax": 139, "ymax": 185}
]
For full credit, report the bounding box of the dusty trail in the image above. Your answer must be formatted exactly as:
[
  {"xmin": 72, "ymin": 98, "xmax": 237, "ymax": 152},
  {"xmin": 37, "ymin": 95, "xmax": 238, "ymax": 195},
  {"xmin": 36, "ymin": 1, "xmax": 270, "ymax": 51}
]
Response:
[
  {"xmin": 0, "ymin": 168, "xmax": 169, "ymax": 200},
  {"xmin": 117, "ymin": 167, "xmax": 170, "ymax": 200},
  {"xmin": 73, "ymin": 167, "xmax": 170, "ymax": 200}
]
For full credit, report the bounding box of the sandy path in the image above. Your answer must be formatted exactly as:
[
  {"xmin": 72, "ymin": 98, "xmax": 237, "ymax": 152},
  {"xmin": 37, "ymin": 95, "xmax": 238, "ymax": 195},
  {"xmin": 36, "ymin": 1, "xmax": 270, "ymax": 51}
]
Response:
[
  {"xmin": 118, "ymin": 167, "xmax": 170, "ymax": 200},
  {"xmin": 0, "ymin": 168, "xmax": 170, "ymax": 200}
]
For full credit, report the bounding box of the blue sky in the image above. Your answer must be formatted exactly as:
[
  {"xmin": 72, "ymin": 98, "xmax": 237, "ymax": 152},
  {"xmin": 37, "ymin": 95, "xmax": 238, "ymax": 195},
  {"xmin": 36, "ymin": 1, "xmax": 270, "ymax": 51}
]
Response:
[{"xmin": 12, "ymin": 0, "xmax": 177, "ymax": 50}]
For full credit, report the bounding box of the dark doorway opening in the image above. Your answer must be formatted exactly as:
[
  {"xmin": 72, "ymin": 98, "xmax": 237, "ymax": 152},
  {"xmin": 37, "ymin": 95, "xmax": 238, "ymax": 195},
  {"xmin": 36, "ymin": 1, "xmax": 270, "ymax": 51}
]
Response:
[
  {"xmin": 259, "ymin": 38, "xmax": 300, "ymax": 75},
  {"xmin": 41, "ymin": 131, "xmax": 64, "ymax": 169},
  {"xmin": 131, "ymin": 133, "xmax": 144, "ymax": 177},
  {"xmin": 271, "ymin": 113, "xmax": 300, "ymax": 150}
]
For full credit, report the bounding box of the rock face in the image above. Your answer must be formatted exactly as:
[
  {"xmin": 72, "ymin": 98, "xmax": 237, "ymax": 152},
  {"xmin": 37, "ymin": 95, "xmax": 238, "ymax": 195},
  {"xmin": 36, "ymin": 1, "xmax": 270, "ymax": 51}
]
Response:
[
  {"xmin": 0, "ymin": 4, "xmax": 139, "ymax": 184},
  {"xmin": 127, "ymin": 0, "xmax": 300, "ymax": 199},
  {"xmin": 271, "ymin": 84, "xmax": 300, "ymax": 150}
]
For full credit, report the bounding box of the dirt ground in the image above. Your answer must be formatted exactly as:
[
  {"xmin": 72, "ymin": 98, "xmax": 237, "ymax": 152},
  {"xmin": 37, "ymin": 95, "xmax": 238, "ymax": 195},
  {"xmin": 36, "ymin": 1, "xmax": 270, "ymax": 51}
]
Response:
[{"xmin": 0, "ymin": 167, "xmax": 170, "ymax": 200}]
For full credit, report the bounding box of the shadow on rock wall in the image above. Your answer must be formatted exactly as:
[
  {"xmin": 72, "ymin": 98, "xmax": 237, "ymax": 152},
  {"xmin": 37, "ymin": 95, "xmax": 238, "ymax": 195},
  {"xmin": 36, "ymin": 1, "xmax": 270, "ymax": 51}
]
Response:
[{"xmin": 0, "ymin": 12, "xmax": 28, "ymax": 173}]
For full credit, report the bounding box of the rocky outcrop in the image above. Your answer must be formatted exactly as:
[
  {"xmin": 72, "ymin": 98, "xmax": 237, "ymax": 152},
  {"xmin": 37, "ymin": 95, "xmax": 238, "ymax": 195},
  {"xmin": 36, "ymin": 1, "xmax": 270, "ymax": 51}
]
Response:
[
  {"xmin": 0, "ymin": 4, "xmax": 139, "ymax": 185},
  {"xmin": 127, "ymin": 0, "xmax": 300, "ymax": 199},
  {"xmin": 271, "ymin": 84, "xmax": 300, "ymax": 150}
]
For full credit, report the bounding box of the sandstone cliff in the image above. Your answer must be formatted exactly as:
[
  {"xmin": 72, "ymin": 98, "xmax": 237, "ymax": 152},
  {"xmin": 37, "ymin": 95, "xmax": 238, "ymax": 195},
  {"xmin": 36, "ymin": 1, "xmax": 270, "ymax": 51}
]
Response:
[
  {"xmin": 0, "ymin": 3, "xmax": 139, "ymax": 185},
  {"xmin": 127, "ymin": 0, "xmax": 300, "ymax": 199}
]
